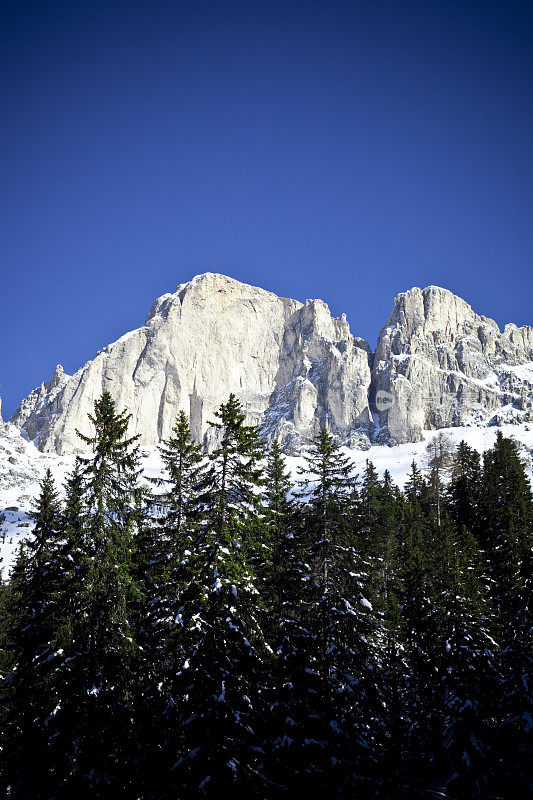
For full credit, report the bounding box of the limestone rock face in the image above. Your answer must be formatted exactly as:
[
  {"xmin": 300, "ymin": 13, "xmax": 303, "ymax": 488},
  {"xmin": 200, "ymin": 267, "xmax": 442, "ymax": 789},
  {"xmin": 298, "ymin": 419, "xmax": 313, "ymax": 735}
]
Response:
[
  {"xmin": 372, "ymin": 286, "xmax": 533, "ymax": 443},
  {"xmin": 11, "ymin": 274, "xmax": 372, "ymax": 454},
  {"xmin": 10, "ymin": 277, "xmax": 533, "ymax": 453}
]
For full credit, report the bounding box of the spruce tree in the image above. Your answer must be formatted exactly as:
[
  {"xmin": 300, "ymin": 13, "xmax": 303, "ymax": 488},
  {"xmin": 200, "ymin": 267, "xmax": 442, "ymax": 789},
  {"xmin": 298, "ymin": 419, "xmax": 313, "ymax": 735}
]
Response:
[
  {"xmin": 357, "ymin": 461, "xmax": 402, "ymax": 612},
  {"xmin": 404, "ymin": 460, "xmax": 426, "ymax": 504},
  {"xmin": 264, "ymin": 439, "xmax": 293, "ymax": 538},
  {"xmin": 157, "ymin": 410, "xmax": 209, "ymax": 536},
  {"xmin": 0, "ymin": 512, "xmax": 11, "ymax": 683},
  {"xmin": 436, "ymin": 524, "xmax": 498, "ymax": 797},
  {"xmin": 135, "ymin": 411, "xmax": 209, "ymax": 798},
  {"xmin": 206, "ymin": 393, "xmax": 264, "ymax": 549},
  {"xmin": 52, "ymin": 392, "xmax": 145, "ymax": 797},
  {"xmin": 481, "ymin": 432, "xmax": 533, "ymax": 794},
  {"xmin": 425, "ymin": 432, "xmax": 454, "ymax": 526},
  {"xmin": 399, "ymin": 492, "xmax": 440, "ymax": 793},
  {"xmin": 447, "ymin": 440, "xmax": 483, "ymax": 538},
  {"xmin": 357, "ymin": 469, "xmax": 409, "ymax": 796},
  {"xmin": 2, "ymin": 469, "xmax": 64, "ymax": 798},
  {"xmin": 275, "ymin": 429, "xmax": 375, "ymax": 797},
  {"xmin": 262, "ymin": 438, "xmax": 294, "ymax": 618},
  {"xmin": 139, "ymin": 409, "xmax": 209, "ymax": 643},
  {"xmin": 168, "ymin": 396, "xmax": 269, "ymax": 798},
  {"xmin": 373, "ymin": 593, "xmax": 411, "ymax": 799}
]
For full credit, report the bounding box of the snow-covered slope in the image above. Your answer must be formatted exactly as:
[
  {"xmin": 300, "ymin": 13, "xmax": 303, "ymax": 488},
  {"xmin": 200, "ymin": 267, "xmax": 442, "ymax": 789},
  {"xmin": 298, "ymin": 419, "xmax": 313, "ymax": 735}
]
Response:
[
  {"xmin": 0, "ymin": 420, "xmax": 76, "ymax": 577},
  {"xmin": 2, "ymin": 417, "xmax": 532, "ymax": 578}
]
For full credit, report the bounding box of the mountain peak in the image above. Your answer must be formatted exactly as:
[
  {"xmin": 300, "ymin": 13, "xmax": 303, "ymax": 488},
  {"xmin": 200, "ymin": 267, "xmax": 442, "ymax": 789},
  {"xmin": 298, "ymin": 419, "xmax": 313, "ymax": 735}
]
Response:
[{"xmin": 9, "ymin": 275, "xmax": 533, "ymax": 454}]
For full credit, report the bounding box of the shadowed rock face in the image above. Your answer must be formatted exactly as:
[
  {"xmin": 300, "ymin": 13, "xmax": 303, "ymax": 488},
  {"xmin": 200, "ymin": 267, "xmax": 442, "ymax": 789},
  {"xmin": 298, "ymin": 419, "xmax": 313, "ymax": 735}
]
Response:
[
  {"xmin": 372, "ymin": 286, "xmax": 533, "ymax": 443},
  {"xmin": 9, "ymin": 276, "xmax": 533, "ymax": 454},
  {"xmin": 10, "ymin": 273, "xmax": 373, "ymax": 454}
]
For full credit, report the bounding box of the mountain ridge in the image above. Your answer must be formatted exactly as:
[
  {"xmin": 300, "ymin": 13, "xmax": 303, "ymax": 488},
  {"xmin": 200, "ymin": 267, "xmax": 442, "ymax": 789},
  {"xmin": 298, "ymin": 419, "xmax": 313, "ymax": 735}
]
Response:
[{"xmin": 8, "ymin": 273, "xmax": 533, "ymax": 454}]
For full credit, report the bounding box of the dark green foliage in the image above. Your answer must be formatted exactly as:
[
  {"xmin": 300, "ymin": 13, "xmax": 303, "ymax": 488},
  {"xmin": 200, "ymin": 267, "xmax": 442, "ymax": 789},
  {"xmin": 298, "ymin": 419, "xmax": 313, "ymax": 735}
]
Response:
[
  {"xmin": 135, "ymin": 411, "xmax": 210, "ymax": 798},
  {"xmin": 269, "ymin": 430, "xmax": 376, "ymax": 797},
  {"xmin": 157, "ymin": 409, "xmax": 209, "ymax": 537},
  {"xmin": 61, "ymin": 393, "xmax": 145, "ymax": 795},
  {"xmin": 436, "ymin": 525, "xmax": 498, "ymax": 797},
  {"xmin": 264, "ymin": 439, "xmax": 293, "ymax": 537},
  {"xmin": 2, "ymin": 469, "xmax": 64, "ymax": 798},
  {"xmin": 2, "ymin": 410, "xmax": 532, "ymax": 799},
  {"xmin": 0, "ymin": 512, "xmax": 12, "ymax": 683},
  {"xmin": 167, "ymin": 395, "xmax": 268, "ymax": 798},
  {"xmin": 205, "ymin": 393, "xmax": 264, "ymax": 546},
  {"xmin": 404, "ymin": 459, "xmax": 426, "ymax": 503},
  {"xmin": 261, "ymin": 438, "xmax": 294, "ymax": 636},
  {"xmin": 170, "ymin": 531, "xmax": 269, "ymax": 799},
  {"xmin": 447, "ymin": 440, "xmax": 483, "ymax": 537},
  {"xmin": 425, "ymin": 432, "xmax": 455, "ymax": 526},
  {"xmin": 480, "ymin": 432, "xmax": 533, "ymax": 795}
]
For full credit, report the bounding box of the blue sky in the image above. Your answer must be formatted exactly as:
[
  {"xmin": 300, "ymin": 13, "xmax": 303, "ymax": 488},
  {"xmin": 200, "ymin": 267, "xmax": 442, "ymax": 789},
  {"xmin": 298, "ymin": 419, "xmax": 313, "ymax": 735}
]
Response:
[{"xmin": 1, "ymin": 0, "xmax": 532, "ymax": 418}]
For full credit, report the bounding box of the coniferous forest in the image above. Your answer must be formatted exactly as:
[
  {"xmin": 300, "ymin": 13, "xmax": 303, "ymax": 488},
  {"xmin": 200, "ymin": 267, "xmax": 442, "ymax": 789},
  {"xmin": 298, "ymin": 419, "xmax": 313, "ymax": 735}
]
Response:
[{"xmin": 1, "ymin": 392, "xmax": 532, "ymax": 799}]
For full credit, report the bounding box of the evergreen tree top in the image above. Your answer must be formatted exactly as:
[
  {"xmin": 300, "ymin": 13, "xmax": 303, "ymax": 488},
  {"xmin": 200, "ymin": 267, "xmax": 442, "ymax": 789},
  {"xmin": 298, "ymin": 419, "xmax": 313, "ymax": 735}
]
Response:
[
  {"xmin": 76, "ymin": 391, "xmax": 140, "ymax": 458},
  {"xmin": 297, "ymin": 428, "xmax": 355, "ymax": 500}
]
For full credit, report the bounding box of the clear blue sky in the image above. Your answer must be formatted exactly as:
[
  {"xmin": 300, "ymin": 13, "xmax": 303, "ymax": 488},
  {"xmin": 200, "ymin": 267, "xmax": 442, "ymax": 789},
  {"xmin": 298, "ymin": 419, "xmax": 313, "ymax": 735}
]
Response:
[{"xmin": 1, "ymin": 0, "xmax": 532, "ymax": 419}]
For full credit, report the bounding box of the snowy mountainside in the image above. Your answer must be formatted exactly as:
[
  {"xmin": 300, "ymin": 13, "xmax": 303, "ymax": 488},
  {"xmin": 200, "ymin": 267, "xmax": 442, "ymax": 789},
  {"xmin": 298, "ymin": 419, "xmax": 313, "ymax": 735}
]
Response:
[
  {"xmin": 0, "ymin": 421, "xmax": 76, "ymax": 577},
  {"xmin": 2, "ymin": 417, "xmax": 532, "ymax": 577},
  {"xmin": 372, "ymin": 285, "xmax": 533, "ymax": 443}
]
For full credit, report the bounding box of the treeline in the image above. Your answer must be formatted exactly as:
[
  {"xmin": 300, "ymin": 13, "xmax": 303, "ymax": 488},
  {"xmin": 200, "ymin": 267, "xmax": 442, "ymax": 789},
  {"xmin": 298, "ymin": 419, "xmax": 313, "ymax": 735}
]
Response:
[{"xmin": 0, "ymin": 391, "xmax": 532, "ymax": 799}]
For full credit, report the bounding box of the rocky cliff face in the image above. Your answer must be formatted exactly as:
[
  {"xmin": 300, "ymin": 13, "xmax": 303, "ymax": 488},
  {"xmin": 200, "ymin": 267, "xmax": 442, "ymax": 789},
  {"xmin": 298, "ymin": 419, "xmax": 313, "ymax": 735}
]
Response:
[
  {"xmin": 11, "ymin": 274, "xmax": 373, "ymax": 454},
  {"xmin": 10, "ymin": 276, "xmax": 533, "ymax": 453},
  {"xmin": 372, "ymin": 286, "xmax": 533, "ymax": 443}
]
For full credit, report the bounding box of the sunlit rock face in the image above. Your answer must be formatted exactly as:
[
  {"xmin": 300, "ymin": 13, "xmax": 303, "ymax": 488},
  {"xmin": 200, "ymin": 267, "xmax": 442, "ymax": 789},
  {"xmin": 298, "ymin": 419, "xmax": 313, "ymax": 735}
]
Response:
[
  {"xmin": 372, "ymin": 286, "xmax": 533, "ymax": 443},
  {"xmin": 10, "ymin": 276, "xmax": 533, "ymax": 454},
  {"xmin": 11, "ymin": 273, "xmax": 373, "ymax": 454}
]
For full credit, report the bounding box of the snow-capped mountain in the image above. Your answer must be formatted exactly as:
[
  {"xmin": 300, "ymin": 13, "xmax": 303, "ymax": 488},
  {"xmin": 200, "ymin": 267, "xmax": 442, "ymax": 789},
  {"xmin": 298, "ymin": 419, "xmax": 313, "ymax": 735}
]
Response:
[
  {"xmin": 2, "ymin": 273, "xmax": 532, "ymax": 575},
  {"xmin": 372, "ymin": 285, "xmax": 533, "ymax": 442},
  {"xmin": 10, "ymin": 273, "xmax": 373, "ymax": 455},
  {"xmin": 9, "ymin": 274, "xmax": 533, "ymax": 456}
]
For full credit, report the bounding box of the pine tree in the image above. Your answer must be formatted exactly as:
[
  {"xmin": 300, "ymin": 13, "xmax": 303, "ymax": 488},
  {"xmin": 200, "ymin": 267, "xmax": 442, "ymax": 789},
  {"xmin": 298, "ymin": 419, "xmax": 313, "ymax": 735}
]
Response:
[
  {"xmin": 265, "ymin": 502, "xmax": 327, "ymax": 799},
  {"xmin": 436, "ymin": 524, "xmax": 498, "ymax": 797},
  {"xmin": 2, "ymin": 469, "xmax": 64, "ymax": 798},
  {"xmin": 425, "ymin": 432, "xmax": 454, "ymax": 526},
  {"xmin": 135, "ymin": 411, "xmax": 209, "ymax": 799},
  {"xmin": 139, "ymin": 409, "xmax": 209, "ymax": 654},
  {"xmin": 404, "ymin": 460, "xmax": 426, "ymax": 504},
  {"xmin": 481, "ymin": 432, "xmax": 532, "ymax": 615},
  {"xmin": 481, "ymin": 432, "xmax": 533, "ymax": 794},
  {"xmin": 0, "ymin": 512, "xmax": 11, "ymax": 683},
  {"xmin": 205, "ymin": 393, "xmax": 264, "ymax": 550},
  {"xmin": 356, "ymin": 469, "xmax": 410, "ymax": 796},
  {"xmin": 261, "ymin": 441, "xmax": 321, "ymax": 798},
  {"xmin": 157, "ymin": 410, "xmax": 209, "ymax": 537},
  {"xmin": 273, "ymin": 429, "xmax": 375, "ymax": 797},
  {"xmin": 373, "ymin": 593, "xmax": 411, "ymax": 799},
  {"xmin": 357, "ymin": 462, "xmax": 402, "ymax": 613},
  {"xmin": 399, "ymin": 494, "xmax": 440, "ymax": 793},
  {"xmin": 57, "ymin": 459, "xmax": 89, "ymax": 621},
  {"xmin": 447, "ymin": 440, "xmax": 483, "ymax": 538},
  {"xmin": 264, "ymin": 439, "xmax": 293, "ymax": 538},
  {"xmin": 51, "ymin": 392, "xmax": 145, "ymax": 797},
  {"xmin": 262, "ymin": 439, "xmax": 294, "ymax": 619},
  {"xmin": 167, "ymin": 396, "xmax": 269, "ymax": 798}
]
